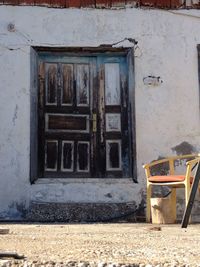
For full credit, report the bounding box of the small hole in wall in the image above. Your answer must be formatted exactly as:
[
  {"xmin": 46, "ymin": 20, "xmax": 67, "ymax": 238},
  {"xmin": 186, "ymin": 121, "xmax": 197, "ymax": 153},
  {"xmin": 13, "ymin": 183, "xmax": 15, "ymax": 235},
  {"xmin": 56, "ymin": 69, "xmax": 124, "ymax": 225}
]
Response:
[
  {"xmin": 143, "ymin": 76, "xmax": 163, "ymax": 86},
  {"xmin": 7, "ymin": 23, "xmax": 16, "ymax": 32}
]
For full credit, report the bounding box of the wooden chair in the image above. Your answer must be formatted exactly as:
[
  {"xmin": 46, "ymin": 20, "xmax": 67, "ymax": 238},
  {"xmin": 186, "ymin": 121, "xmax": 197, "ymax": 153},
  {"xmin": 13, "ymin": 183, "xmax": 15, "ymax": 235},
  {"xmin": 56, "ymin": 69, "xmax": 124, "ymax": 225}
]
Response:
[{"xmin": 143, "ymin": 154, "xmax": 200, "ymax": 222}]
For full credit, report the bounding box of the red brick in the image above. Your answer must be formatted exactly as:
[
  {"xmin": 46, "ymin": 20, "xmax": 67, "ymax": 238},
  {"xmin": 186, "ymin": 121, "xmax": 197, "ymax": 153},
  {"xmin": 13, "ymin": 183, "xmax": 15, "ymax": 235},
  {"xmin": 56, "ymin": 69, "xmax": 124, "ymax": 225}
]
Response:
[
  {"xmin": 34, "ymin": 0, "xmax": 51, "ymax": 6},
  {"xmin": 18, "ymin": 0, "xmax": 34, "ymax": 5},
  {"xmin": 96, "ymin": 0, "xmax": 111, "ymax": 8},
  {"xmin": 140, "ymin": 0, "xmax": 156, "ymax": 6},
  {"xmin": 68, "ymin": 0, "xmax": 81, "ymax": 7},
  {"xmin": 0, "ymin": 0, "xmax": 188, "ymax": 8},
  {"xmin": 81, "ymin": 0, "xmax": 95, "ymax": 7},
  {"xmin": 170, "ymin": 0, "xmax": 183, "ymax": 8},
  {"xmin": 111, "ymin": 0, "xmax": 125, "ymax": 7},
  {"xmin": 125, "ymin": 0, "xmax": 139, "ymax": 6},
  {"xmin": 59, "ymin": 0, "xmax": 66, "ymax": 6},
  {"xmin": 51, "ymin": 0, "xmax": 66, "ymax": 7},
  {"xmin": 156, "ymin": 0, "xmax": 171, "ymax": 8},
  {"xmin": 3, "ymin": 0, "xmax": 19, "ymax": 4}
]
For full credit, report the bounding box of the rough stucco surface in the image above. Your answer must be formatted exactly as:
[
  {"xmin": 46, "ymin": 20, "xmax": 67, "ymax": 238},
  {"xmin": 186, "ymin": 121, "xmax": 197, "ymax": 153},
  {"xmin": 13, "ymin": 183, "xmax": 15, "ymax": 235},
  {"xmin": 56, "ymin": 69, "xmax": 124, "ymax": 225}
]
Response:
[{"xmin": 0, "ymin": 6, "xmax": 200, "ymax": 220}]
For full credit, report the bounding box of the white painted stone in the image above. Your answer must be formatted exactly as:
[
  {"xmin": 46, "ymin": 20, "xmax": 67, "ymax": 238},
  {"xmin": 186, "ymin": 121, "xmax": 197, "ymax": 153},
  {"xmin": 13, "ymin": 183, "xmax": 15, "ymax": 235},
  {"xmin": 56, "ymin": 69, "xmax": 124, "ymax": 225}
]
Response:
[{"xmin": 0, "ymin": 6, "xmax": 200, "ymax": 219}]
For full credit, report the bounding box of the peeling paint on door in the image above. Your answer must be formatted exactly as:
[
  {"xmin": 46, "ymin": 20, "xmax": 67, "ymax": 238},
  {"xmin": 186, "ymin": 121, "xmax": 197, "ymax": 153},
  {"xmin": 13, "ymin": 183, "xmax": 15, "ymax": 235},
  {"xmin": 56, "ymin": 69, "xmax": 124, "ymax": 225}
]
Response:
[{"xmin": 37, "ymin": 51, "xmax": 134, "ymax": 179}]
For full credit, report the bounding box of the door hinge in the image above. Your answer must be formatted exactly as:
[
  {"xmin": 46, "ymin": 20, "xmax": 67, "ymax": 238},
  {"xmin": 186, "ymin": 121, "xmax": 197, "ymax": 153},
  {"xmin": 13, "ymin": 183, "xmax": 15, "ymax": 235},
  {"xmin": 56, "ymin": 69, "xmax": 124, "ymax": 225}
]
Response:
[{"xmin": 92, "ymin": 114, "xmax": 97, "ymax": 132}]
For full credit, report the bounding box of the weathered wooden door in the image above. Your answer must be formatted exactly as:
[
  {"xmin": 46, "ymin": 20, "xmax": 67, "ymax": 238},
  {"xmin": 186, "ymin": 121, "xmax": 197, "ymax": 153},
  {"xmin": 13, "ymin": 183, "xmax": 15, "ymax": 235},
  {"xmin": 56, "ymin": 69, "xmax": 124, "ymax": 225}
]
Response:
[{"xmin": 38, "ymin": 54, "xmax": 133, "ymax": 178}]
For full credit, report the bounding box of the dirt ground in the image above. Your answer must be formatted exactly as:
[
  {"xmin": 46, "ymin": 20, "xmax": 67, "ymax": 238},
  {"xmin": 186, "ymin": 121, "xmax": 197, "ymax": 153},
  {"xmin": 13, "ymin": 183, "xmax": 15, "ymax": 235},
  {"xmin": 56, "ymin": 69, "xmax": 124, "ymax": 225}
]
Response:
[{"xmin": 0, "ymin": 223, "xmax": 200, "ymax": 267}]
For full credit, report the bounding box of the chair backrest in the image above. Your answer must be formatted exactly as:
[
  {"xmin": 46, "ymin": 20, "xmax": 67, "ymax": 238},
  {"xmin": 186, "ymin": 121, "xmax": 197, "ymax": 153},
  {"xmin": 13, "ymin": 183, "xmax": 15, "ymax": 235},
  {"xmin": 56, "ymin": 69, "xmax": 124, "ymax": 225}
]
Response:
[{"xmin": 143, "ymin": 154, "xmax": 200, "ymax": 178}]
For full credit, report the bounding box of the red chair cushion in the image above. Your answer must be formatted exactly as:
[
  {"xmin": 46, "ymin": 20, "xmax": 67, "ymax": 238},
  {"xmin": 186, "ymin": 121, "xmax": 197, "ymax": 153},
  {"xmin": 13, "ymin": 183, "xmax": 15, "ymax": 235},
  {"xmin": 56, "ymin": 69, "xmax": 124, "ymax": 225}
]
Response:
[{"xmin": 148, "ymin": 175, "xmax": 193, "ymax": 183}]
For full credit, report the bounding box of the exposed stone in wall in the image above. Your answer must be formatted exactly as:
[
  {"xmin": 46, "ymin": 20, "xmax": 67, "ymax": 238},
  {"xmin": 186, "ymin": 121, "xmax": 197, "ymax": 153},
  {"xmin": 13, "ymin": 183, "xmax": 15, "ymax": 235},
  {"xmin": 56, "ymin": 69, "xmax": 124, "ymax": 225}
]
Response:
[{"xmin": 27, "ymin": 202, "xmax": 139, "ymax": 222}]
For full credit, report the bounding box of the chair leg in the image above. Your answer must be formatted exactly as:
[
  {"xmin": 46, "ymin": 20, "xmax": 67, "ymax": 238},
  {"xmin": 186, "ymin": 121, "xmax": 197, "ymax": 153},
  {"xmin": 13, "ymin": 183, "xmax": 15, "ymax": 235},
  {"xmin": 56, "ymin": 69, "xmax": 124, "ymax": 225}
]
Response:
[
  {"xmin": 185, "ymin": 182, "xmax": 191, "ymax": 223},
  {"xmin": 185, "ymin": 183, "xmax": 190, "ymax": 208},
  {"xmin": 146, "ymin": 184, "xmax": 152, "ymax": 223},
  {"xmin": 171, "ymin": 188, "xmax": 176, "ymax": 222}
]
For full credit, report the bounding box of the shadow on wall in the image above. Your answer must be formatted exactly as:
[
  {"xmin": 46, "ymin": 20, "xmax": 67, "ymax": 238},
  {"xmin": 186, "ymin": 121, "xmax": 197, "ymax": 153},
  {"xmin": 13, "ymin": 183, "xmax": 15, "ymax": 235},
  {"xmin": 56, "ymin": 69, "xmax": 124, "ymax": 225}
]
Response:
[
  {"xmin": 171, "ymin": 141, "xmax": 197, "ymax": 156},
  {"xmin": 0, "ymin": 201, "xmax": 28, "ymax": 220},
  {"xmin": 150, "ymin": 141, "xmax": 197, "ymax": 176}
]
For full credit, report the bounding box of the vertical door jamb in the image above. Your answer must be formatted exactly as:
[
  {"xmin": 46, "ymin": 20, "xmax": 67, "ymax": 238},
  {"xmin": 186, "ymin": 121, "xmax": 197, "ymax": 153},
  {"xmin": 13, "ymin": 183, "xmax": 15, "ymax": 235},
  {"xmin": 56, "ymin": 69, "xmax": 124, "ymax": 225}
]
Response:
[
  {"xmin": 38, "ymin": 61, "xmax": 45, "ymax": 178},
  {"xmin": 30, "ymin": 47, "xmax": 39, "ymax": 184},
  {"xmin": 90, "ymin": 57, "xmax": 98, "ymax": 177},
  {"xmin": 127, "ymin": 48, "xmax": 137, "ymax": 182},
  {"xmin": 97, "ymin": 57, "xmax": 106, "ymax": 177}
]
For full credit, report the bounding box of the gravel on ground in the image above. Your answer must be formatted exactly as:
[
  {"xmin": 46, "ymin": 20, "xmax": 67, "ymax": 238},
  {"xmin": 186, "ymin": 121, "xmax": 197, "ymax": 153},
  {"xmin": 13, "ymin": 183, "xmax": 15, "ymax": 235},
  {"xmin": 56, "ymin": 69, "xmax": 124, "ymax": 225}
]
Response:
[{"xmin": 0, "ymin": 223, "xmax": 200, "ymax": 267}]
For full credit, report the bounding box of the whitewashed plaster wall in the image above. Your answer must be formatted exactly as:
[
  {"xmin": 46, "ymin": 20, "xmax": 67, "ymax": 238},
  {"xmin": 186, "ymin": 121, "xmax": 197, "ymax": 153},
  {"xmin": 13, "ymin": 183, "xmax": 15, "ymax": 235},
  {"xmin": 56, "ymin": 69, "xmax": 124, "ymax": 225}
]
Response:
[{"xmin": 0, "ymin": 6, "xmax": 200, "ymax": 219}]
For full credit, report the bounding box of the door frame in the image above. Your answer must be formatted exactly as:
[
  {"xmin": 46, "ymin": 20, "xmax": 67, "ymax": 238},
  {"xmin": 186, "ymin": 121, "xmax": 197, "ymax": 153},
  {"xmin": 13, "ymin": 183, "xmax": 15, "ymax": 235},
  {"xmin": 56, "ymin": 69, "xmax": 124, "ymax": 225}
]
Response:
[{"xmin": 30, "ymin": 46, "xmax": 137, "ymax": 183}]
